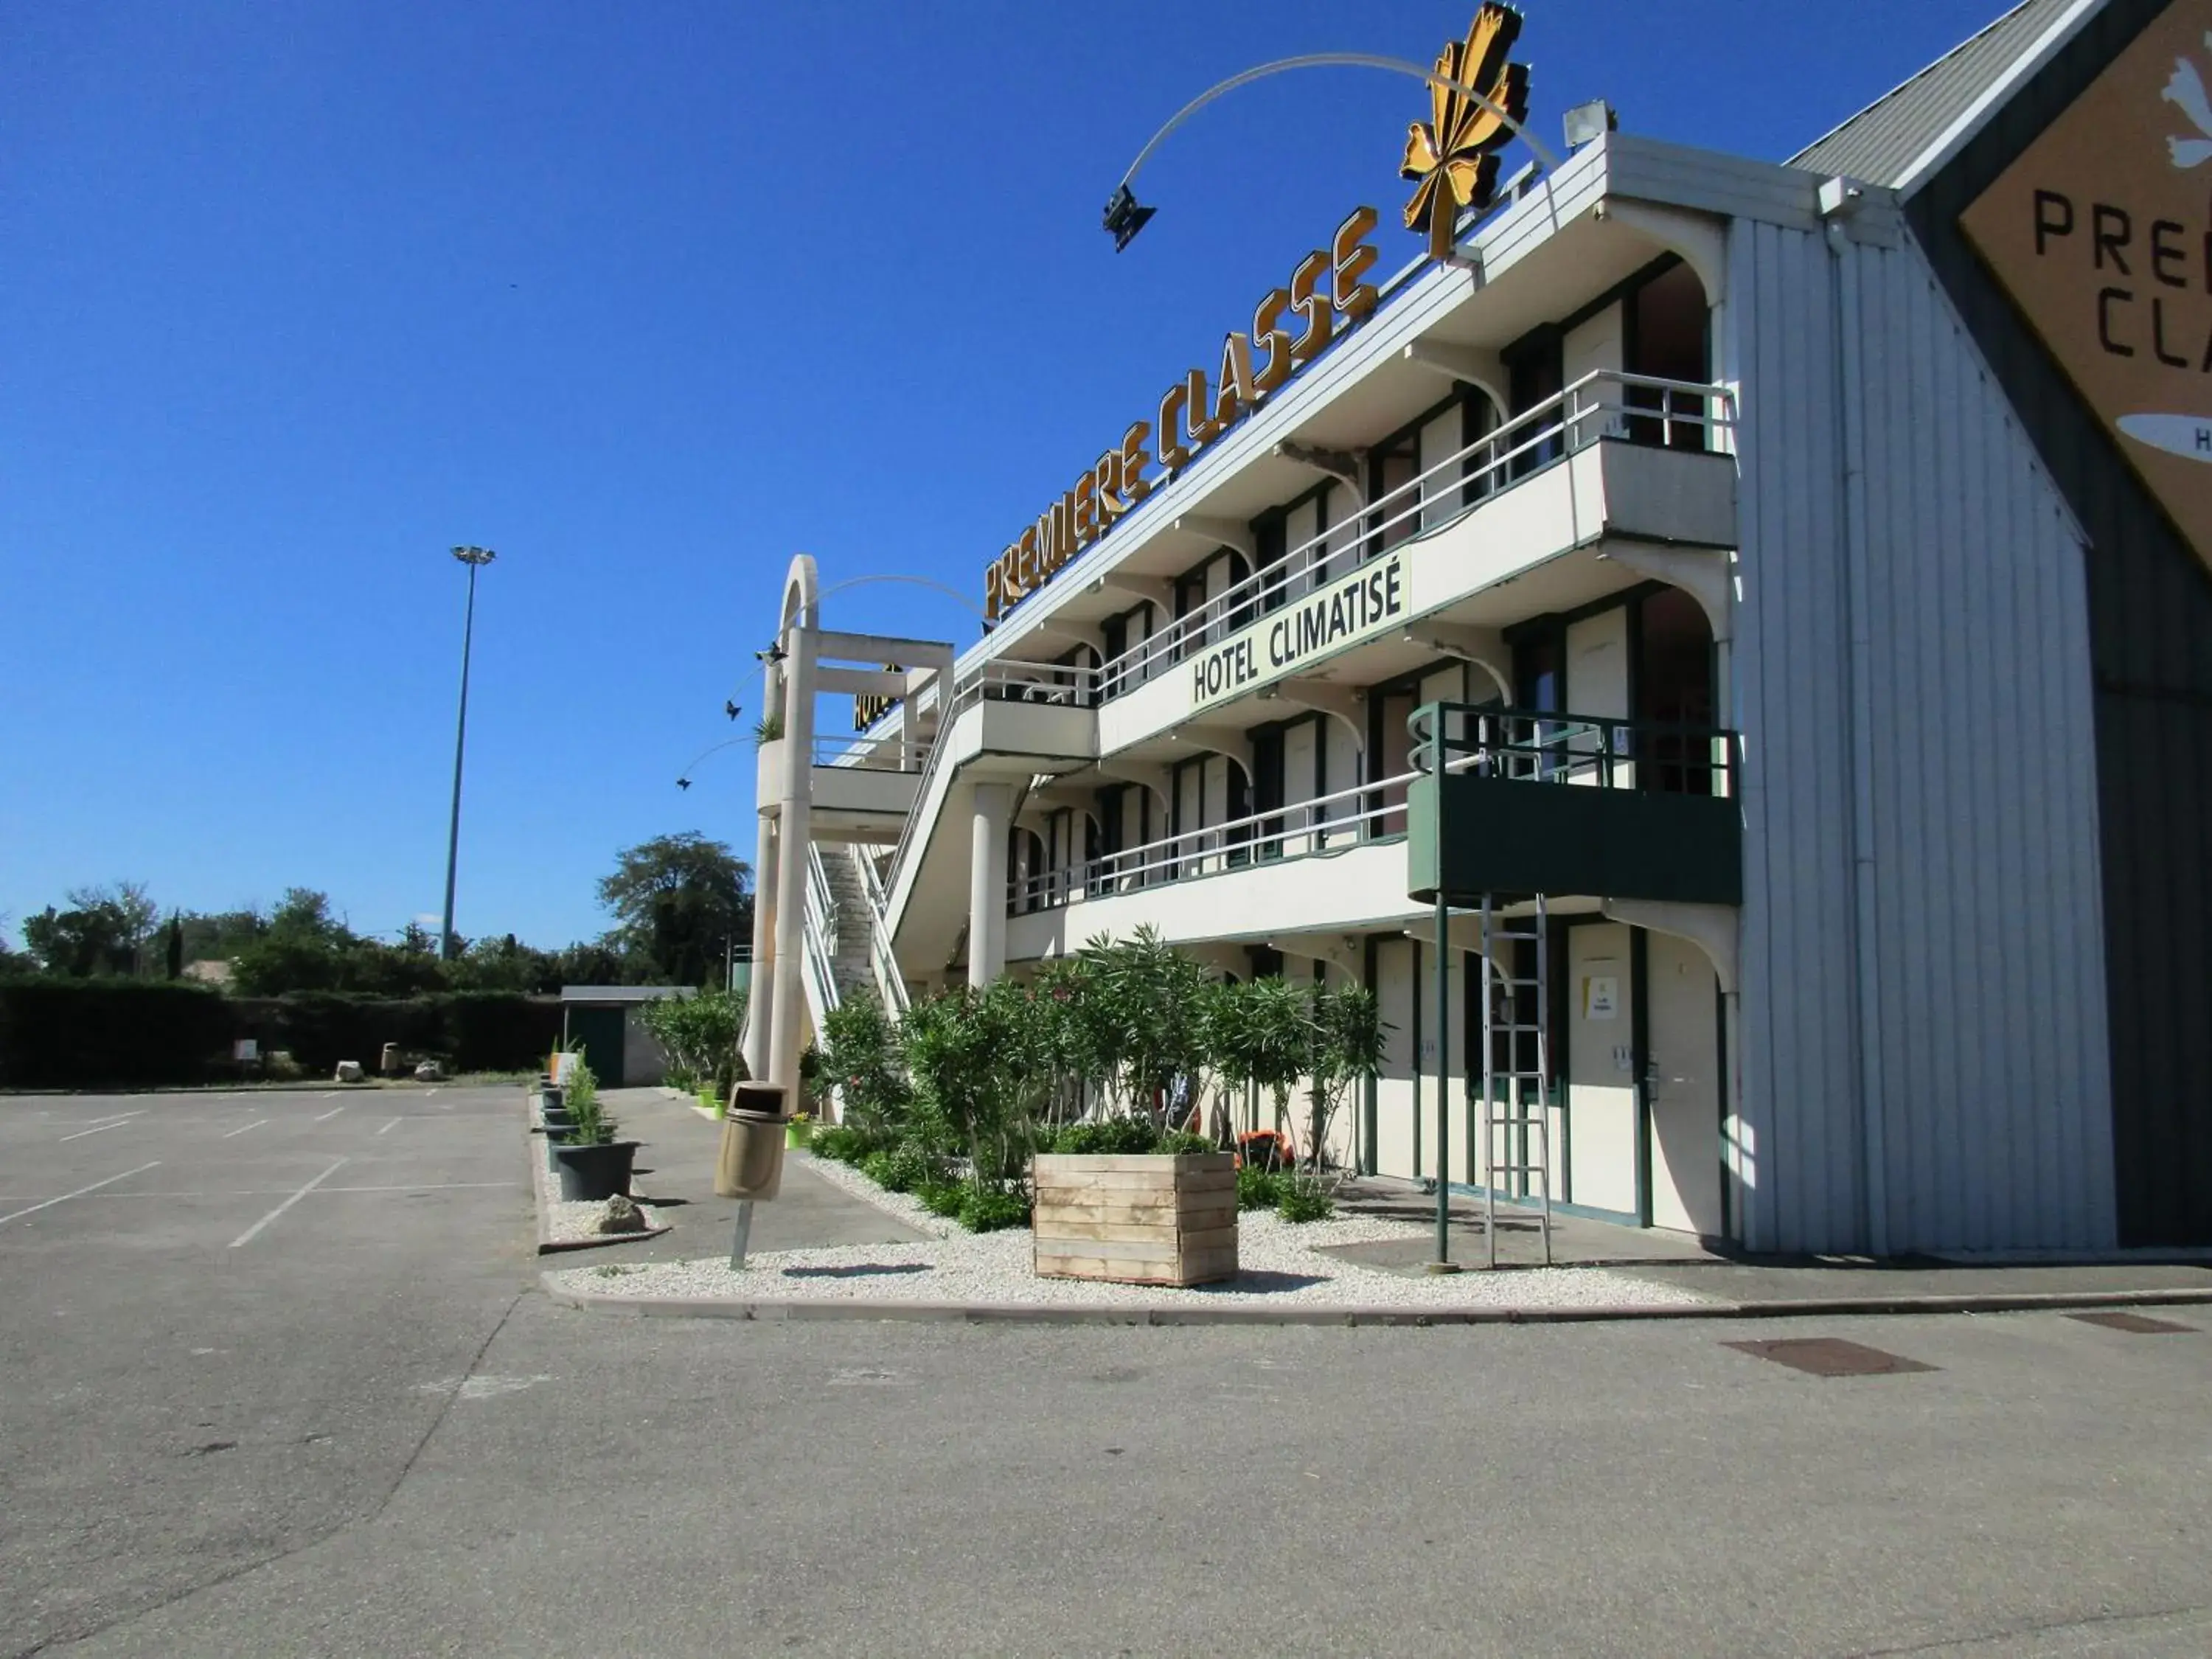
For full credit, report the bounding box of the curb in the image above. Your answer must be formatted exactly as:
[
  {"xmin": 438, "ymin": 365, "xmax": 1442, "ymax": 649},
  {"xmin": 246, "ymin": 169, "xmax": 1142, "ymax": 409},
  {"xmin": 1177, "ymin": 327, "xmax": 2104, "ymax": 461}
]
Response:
[{"xmin": 538, "ymin": 1280, "xmax": 2212, "ymax": 1328}]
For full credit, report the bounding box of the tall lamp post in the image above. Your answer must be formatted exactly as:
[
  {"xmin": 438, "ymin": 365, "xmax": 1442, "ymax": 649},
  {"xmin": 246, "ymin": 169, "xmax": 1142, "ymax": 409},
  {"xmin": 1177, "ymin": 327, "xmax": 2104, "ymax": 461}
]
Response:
[{"xmin": 440, "ymin": 545, "xmax": 497, "ymax": 961}]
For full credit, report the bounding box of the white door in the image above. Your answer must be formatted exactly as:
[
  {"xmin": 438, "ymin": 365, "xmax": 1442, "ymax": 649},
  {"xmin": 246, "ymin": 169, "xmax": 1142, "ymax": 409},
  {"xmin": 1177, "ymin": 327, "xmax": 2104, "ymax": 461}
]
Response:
[
  {"xmin": 1645, "ymin": 933, "xmax": 1724, "ymax": 1236},
  {"xmin": 1566, "ymin": 922, "xmax": 1638, "ymax": 1217}
]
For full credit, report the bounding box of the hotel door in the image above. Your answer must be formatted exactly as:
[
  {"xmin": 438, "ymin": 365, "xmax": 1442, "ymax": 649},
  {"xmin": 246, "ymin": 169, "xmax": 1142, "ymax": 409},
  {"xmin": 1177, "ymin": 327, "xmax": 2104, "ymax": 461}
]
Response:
[
  {"xmin": 1645, "ymin": 932, "xmax": 1724, "ymax": 1237},
  {"xmin": 1565, "ymin": 923, "xmax": 1637, "ymax": 1217}
]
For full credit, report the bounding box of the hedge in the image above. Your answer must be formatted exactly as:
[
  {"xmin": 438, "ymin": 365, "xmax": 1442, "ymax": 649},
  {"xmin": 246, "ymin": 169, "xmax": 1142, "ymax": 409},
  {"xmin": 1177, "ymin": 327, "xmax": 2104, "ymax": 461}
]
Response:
[{"xmin": 0, "ymin": 982, "xmax": 563, "ymax": 1090}]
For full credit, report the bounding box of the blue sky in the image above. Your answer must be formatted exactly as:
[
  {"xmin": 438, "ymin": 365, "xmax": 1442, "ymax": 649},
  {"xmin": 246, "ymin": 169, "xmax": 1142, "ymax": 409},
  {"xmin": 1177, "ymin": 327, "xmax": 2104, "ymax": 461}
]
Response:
[{"xmin": 3, "ymin": 0, "xmax": 2007, "ymax": 950}]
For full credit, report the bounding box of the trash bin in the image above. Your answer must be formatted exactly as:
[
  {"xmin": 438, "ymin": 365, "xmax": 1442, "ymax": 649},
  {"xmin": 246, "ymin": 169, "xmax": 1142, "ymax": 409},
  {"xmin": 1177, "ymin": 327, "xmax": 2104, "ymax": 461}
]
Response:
[{"xmin": 715, "ymin": 1082, "xmax": 787, "ymax": 1200}]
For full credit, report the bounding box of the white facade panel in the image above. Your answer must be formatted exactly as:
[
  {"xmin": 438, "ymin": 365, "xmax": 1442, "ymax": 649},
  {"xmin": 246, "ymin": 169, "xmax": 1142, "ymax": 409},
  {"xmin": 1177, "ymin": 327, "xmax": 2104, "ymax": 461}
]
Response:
[{"xmin": 1727, "ymin": 216, "xmax": 2115, "ymax": 1254}]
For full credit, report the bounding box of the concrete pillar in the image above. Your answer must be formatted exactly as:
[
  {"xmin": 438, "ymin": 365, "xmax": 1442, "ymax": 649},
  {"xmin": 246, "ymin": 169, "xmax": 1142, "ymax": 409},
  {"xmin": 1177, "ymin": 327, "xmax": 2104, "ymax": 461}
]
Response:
[
  {"xmin": 767, "ymin": 559, "xmax": 819, "ymax": 1095},
  {"xmin": 741, "ymin": 813, "xmax": 776, "ymax": 1082},
  {"xmin": 967, "ymin": 782, "xmax": 1012, "ymax": 989}
]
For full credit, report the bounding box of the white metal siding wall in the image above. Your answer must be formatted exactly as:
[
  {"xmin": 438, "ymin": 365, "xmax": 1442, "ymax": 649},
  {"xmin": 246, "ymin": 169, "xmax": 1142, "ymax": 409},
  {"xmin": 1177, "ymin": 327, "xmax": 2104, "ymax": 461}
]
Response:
[{"xmin": 1728, "ymin": 217, "xmax": 2115, "ymax": 1253}]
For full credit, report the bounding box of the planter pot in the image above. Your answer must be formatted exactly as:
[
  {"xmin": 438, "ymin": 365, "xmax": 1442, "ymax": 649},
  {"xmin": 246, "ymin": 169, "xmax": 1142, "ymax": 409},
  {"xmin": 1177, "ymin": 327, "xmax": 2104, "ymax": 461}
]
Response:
[
  {"xmin": 785, "ymin": 1120, "xmax": 813, "ymax": 1150},
  {"xmin": 553, "ymin": 1140, "xmax": 639, "ymax": 1202},
  {"xmin": 1032, "ymin": 1152, "xmax": 1238, "ymax": 1287}
]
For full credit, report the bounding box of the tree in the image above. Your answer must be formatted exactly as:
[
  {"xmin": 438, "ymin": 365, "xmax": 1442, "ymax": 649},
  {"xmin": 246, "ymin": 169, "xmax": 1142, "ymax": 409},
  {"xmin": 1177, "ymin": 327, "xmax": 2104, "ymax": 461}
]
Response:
[
  {"xmin": 164, "ymin": 913, "xmax": 184, "ymax": 981},
  {"xmin": 597, "ymin": 833, "xmax": 753, "ymax": 986}
]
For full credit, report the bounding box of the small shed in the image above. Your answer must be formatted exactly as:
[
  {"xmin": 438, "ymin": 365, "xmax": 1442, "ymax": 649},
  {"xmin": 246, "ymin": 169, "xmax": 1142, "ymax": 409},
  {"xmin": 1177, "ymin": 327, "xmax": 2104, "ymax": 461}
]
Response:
[{"xmin": 559, "ymin": 986, "xmax": 691, "ymax": 1088}]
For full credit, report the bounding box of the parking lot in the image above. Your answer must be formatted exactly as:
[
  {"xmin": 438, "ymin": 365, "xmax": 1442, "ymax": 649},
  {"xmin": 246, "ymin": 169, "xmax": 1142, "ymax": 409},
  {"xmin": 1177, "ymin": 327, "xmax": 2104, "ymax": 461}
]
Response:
[{"xmin": 0, "ymin": 1085, "xmax": 532, "ymax": 1655}]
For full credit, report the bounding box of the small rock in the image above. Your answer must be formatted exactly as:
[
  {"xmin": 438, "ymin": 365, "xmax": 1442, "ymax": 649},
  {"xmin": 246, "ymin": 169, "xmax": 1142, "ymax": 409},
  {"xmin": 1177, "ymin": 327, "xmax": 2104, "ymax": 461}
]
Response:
[
  {"xmin": 414, "ymin": 1060, "xmax": 445, "ymax": 1082},
  {"xmin": 596, "ymin": 1195, "xmax": 648, "ymax": 1235},
  {"xmin": 333, "ymin": 1060, "xmax": 364, "ymax": 1083}
]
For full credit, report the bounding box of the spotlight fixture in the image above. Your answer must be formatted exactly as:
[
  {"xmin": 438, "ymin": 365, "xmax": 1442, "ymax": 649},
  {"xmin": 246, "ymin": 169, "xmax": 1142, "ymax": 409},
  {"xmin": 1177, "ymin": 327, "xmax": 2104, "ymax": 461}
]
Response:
[
  {"xmin": 754, "ymin": 642, "xmax": 787, "ymax": 665},
  {"xmin": 1102, "ymin": 184, "xmax": 1155, "ymax": 251}
]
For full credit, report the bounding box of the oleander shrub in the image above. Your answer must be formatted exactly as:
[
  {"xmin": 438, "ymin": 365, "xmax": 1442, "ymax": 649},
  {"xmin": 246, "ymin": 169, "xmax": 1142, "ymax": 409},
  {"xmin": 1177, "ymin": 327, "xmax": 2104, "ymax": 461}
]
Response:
[
  {"xmin": 917, "ymin": 1180, "xmax": 966, "ymax": 1219},
  {"xmin": 1237, "ymin": 1166, "xmax": 1287, "ymax": 1211},
  {"xmin": 958, "ymin": 1184, "xmax": 1030, "ymax": 1234},
  {"xmin": 1276, "ymin": 1178, "xmax": 1335, "ymax": 1224}
]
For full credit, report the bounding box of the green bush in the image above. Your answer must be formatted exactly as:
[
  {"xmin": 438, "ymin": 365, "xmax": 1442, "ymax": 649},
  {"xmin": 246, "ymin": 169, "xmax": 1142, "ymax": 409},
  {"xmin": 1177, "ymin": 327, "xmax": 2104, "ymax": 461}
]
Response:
[
  {"xmin": 879, "ymin": 1143, "xmax": 940, "ymax": 1194},
  {"xmin": 917, "ymin": 1180, "xmax": 966, "ymax": 1219},
  {"xmin": 1049, "ymin": 1116, "xmax": 1159, "ymax": 1155},
  {"xmin": 811, "ymin": 1124, "xmax": 883, "ymax": 1165},
  {"xmin": 1237, "ymin": 1166, "xmax": 1286, "ymax": 1211},
  {"xmin": 0, "ymin": 981, "xmax": 232, "ymax": 1088},
  {"xmin": 1276, "ymin": 1178, "xmax": 1335, "ymax": 1223},
  {"xmin": 1157, "ymin": 1129, "xmax": 1217, "ymax": 1155},
  {"xmin": 958, "ymin": 1184, "xmax": 1030, "ymax": 1233},
  {"xmin": 858, "ymin": 1150, "xmax": 897, "ymax": 1189}
]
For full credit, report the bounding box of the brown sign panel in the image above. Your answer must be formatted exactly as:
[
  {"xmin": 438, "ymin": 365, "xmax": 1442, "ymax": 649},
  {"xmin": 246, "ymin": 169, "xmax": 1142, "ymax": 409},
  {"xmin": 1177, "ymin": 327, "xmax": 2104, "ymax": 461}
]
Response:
[{"xmin": 1960, "ymin": 1, "xmax": 2212, "ymax": 572}]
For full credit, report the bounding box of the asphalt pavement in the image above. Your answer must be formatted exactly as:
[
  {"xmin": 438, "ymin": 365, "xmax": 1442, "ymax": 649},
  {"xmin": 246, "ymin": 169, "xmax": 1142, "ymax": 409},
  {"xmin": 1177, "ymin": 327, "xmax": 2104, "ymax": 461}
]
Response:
[{"xmin": 6, "ymin": 1086, "xmax": 2211, "ymax": 1658}]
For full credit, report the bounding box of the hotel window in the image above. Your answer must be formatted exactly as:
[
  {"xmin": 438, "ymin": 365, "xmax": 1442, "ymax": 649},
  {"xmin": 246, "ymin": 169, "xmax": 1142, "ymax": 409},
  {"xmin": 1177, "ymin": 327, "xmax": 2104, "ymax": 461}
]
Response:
[
  {"xmin": 1505, "ymin": 330, "xmax": 1565, "ymax": 480},
  {"xmin": 1254, "ymin": 515, "xmax": 1288, "ymax": 614},
  {"xmin": 1624, "ymin": 260, "xmax": 1711, "ymax": 451},
  {"xmin": 1172, "ymin": 572, "xmax": 1206, "ymax": 663},
  {"xmin": 1367, "ymin": 438, "xmax": 1418, "ymax": 558},
  {"xmin": 1367, "ymin": 686, "xmax": 1417, "ymax": 837},
  {"xmin": 1251, "ymin": 728, "xmax": 1286, "ymax": 858}
]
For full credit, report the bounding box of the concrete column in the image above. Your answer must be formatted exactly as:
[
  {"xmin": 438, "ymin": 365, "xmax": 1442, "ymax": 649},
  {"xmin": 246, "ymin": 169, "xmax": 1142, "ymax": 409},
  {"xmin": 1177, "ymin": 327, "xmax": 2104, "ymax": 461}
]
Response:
[
  {"xmin": 967, "ymin": 782, "xmax": 1012, "ymax": 989},
  {"xmin": 768, "ymin": 615, "xmax": 815, "ymax": 1093},
  {"xmin": 741, "ymin": 813, "xmax": 776, "ymax": 1082}
]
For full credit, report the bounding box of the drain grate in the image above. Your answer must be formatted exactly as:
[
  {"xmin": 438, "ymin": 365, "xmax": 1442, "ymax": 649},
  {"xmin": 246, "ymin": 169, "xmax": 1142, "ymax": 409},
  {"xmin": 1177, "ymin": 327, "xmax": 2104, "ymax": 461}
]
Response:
[
  {"xmin": 1725, "ymin": 1337, "xmax": 1936, "ymax": 1377},
  {"xmin": 2067, "ymin": 1311, "xmax": 2198, "ymax": 1335}
]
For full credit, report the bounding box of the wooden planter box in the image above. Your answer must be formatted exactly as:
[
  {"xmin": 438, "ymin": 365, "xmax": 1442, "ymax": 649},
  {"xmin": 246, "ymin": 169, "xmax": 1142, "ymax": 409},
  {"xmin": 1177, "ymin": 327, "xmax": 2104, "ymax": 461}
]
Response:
[{"xmin": 1032, "ymin": 1152, "xmax": 1238, "ymax": 1287}]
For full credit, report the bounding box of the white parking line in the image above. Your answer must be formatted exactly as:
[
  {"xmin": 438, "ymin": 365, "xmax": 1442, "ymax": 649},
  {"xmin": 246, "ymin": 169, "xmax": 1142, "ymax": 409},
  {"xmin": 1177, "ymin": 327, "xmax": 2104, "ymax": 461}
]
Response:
[
  {"xmin": 229, "ymin": 1158, "xmax": 347, "ymax": 1248},
  {"xmin": 221, "ymin": 1119, "xmax": 268, "ymax": 1139},
  {"xmin": 377, "ymin": 1117, "xmax": 403, "ymax": 1135},
  {"xmin": 0, "ymin": 1163, "xmax": 162, "ymax": 1227},
  {"xmin": 313, "ymin": 1106, "xmax": 345, "ymax": 1123},
  {"xmin": 321, "ymin": 1182, "xmax": 516, "ymax": 1193},
  {"xmin": 59, "ymin": 1121, "xmax": 131, "ymax": 1143}
]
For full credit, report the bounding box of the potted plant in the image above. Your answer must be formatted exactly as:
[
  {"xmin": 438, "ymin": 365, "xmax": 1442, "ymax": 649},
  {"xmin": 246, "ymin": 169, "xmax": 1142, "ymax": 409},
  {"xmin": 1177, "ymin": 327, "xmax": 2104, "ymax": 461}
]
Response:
[
  {"xmin": 785, "ymin": 1110, "xmax": 813, "ymax": 1149},
  {"xmin": 550, "ymin": 1062, "xmax": 639, "ymax": 1200}
]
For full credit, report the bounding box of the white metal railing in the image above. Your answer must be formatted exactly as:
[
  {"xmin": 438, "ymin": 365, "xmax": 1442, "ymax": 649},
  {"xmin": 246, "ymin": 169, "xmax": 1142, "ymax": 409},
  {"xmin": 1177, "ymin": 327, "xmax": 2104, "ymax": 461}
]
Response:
[
  {"xmin": 800, "ymin": 842, "xmax": 844, "ymax": 1026},
  {"xmin": 1009, "ymin": 768, "xmax": 1419, "ymax": 912},
  {"xmin": 852, "ymin": 847, "xmax": 911, "ymax": 1014},
  {"xmin": 881, "ymin": 658, "xmax": 1102, "ymax": 894},
  {"xmin": 1099, "ymin": 370, "xmax": 1733, "ymax": 692},
  {"xmin": 809, "ymin": 728, "xmax": 934, "ymax": 773}
]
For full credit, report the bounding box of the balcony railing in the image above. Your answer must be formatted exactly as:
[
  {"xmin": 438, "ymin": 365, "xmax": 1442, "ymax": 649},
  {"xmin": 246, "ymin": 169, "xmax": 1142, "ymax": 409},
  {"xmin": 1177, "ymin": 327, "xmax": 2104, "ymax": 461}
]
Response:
[
  {"xmin": 1408, "ymin": 704, "xmax": 1737, "ymax": 796},
  {"xmin": 881, "ymin": 658, "xmax": 1102, "ymax": 897},
  {"xmin": 1006, "ymin": 704, "xmax": 1742, "ymax": 915},
  {"xmin": 1008, "ymin": 768, "xmax": 1413, "ymax": 914},
  {"xmin": 1408, "ymin": 702, "xmax": 1743, "ymax": 907},
  {"xmin": 1096, "ymin": 370, "xmax": 1735, "ymax": 695}
]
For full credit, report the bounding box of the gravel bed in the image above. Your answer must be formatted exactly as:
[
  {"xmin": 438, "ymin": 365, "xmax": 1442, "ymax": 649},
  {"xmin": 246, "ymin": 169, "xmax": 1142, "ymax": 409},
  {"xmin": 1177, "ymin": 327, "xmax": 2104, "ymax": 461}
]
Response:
[
  {"xmin": 546, "ymin": 1205, "xmax": 1717, "ymax": 1311},
  {"xmin": 529, "ymin": 1129, "xmax": 664, "ymax": 1244},
  {"xmin": 794, "ymin": 1148, "xmax": 961, "ymax": 1239}
]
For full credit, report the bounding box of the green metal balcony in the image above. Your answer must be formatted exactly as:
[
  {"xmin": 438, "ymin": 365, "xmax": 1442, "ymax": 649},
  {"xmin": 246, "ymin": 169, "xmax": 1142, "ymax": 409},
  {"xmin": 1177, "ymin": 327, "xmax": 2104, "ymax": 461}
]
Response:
[{"xmin": 1406, "ymin": 703, "xmax": 1742, "ymax": 907}]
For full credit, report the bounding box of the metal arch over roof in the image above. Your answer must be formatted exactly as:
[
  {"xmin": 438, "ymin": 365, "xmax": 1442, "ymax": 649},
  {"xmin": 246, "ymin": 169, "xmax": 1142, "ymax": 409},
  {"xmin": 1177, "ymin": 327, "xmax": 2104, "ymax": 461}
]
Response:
[{"xmin": 1790, "ymin": 0, "xmax": 2104, "ymax": 192}]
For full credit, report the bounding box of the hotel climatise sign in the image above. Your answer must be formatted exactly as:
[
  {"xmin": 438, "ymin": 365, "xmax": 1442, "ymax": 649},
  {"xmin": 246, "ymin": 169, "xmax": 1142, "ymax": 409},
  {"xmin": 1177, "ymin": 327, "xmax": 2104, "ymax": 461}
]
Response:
[
  {"xmin": 1960, "ymin": 1, "xmax": 2212, "ymax": 571},
  {"xmin": 1188, "ymin": 551, "xmax": 1411, "ymax": 711},
  {"xmin": 981, "ymin": 5, "xmax": 1531, "ymax": 624}
]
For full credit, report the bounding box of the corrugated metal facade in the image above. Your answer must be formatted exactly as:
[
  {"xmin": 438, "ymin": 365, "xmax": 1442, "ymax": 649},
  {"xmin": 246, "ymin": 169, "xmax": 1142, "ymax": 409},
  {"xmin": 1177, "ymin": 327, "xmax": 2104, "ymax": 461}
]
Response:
[
  {"xmin": 1790, "ymin": 0, "xmax": 2081, "ymax": 187},
  {"xmin": 1728, "ymin": 215, "xmax": 2118, "ymax": 1253},
  {"xmin": 1901, "ymin": 0, "xmax": 2212, "ymax": 1246}
]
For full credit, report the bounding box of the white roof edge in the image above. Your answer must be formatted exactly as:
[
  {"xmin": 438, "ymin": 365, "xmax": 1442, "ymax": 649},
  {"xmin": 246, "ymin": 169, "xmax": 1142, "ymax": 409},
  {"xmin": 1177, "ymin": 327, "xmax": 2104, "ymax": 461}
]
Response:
[{"xmin": 1889, "ymin": 0, "xmax": 2107, "ymax": 196}]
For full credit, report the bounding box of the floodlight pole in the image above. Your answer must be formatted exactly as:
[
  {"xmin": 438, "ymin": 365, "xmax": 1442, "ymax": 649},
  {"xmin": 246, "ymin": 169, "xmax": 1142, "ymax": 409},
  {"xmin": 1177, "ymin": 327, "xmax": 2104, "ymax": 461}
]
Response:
[{"xmin": 441, "ymin": 546, "xmax": 496, "ymax": 960}]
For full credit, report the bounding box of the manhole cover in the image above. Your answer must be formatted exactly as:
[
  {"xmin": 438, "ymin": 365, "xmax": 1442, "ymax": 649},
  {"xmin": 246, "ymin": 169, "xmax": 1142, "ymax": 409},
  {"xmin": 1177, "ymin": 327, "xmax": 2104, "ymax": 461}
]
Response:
[
  {"xmin": 1724, "ymin": 1337, "xmax": 1935, "ymax": 1377},
  {"xmin": 2068, "ymin": 1311, "xmax": 2197, "ymax": 1335}
]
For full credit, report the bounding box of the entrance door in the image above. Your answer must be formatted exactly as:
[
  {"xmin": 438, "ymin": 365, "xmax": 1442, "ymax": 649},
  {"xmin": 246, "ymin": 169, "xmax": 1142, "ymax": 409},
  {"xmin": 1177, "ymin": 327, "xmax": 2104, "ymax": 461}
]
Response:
[
  {"xmin": 1645, "ymin": 933, "xmax": 1724, "ymax": 1237},
  {"xmin": 570, "ymin": 1006, "xmax": 627, "ymax": 1089},
  {"xmin": 1565, "ymin": 923, "xmax": 1637, "ymax": 1217}
]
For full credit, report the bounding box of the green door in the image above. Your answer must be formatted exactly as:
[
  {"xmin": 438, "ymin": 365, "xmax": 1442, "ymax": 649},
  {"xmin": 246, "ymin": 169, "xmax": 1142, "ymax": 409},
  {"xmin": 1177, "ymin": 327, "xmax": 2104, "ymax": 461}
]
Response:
[{"xmin": 569, "ymin": 1006, "xmax": 627, "ymax": 1088}]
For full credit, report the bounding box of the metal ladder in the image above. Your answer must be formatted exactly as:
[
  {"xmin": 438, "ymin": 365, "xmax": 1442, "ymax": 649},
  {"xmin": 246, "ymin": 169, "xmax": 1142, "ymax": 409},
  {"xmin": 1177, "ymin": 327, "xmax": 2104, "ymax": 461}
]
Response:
[{"xmin": 1478, "ymin": 892, "xmax": 1554, "ymax": 1268}]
